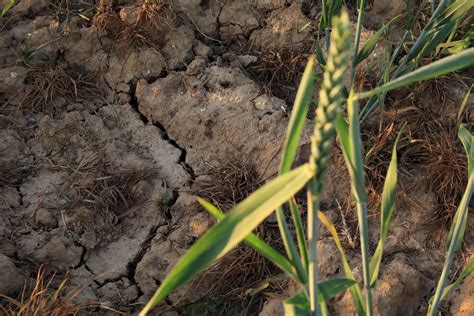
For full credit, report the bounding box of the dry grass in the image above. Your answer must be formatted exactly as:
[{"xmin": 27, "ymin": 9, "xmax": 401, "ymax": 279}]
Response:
[
  {"xmin": 411, "ymin": 116, "xmax": 468, "ymax": 223},
  {"xmin": 0, "ymin": 266, "xmax": 88, "ymax": 316},
  {"xmin": 362, "ymin": 100, "xmax": 469, "ymax": 225},
  {"xmin": 51, "ymin": 0, "xmax": 97, "ymax": 23},
  {"xmin": 48, "ymin": 152, "xmax": 156, "ymax": 225},
  {"xmin": 246, "ymin": 47, "xmax": 310, "ymax": 102},
  {"xmin": 19, "ymin": 66, "xmax": 102, "ymax": 113},
  {"xmin": 194, "ymin": 158, "xmax": 262, "ymax": 212}
]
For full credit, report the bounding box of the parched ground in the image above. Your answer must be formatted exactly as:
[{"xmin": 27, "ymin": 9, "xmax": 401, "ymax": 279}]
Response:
[{"xmin": 0, "ymin": 0, "xmax": 473, "ymax": 315}]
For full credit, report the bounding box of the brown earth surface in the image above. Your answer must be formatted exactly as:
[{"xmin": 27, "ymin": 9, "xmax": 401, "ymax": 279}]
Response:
[{"xmin": 0, "ymin": 0, "xmax": 472, "ymax": 315}]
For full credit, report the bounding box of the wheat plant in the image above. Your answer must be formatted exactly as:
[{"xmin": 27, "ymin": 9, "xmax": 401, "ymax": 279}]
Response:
[{"xmin": 139, "ymin": 6, "xmax": 474, "ymax": 316}]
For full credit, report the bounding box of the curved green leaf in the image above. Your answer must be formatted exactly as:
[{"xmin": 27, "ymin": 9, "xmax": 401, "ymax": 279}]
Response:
[
  {"xmin": 318, "ymin": 211, "xmax": 366, "ymax": 315},
  {"xmin": 279, "ymin": 56, "xmax": 316, "ymax": 174},
  {"xmin": 369, "ymin": 125, "xmax": 405, "ymax": 286},
  {"xmin": 140, "ymin": 164, "xmax": 314, "ymax": 315},
  {"xmin": 438, "ymin": 258, "xmax": 474, "ymax": 302},
  {"xmin": 1, "ymin": 0, "xmax": 15, "ymax": 16},
  {"xmin": 347, "ymin": 92, "xmax": 367, "ymax": 202},
  {"xmin": 357, "ymin": 48, "xmax": 474, "ymax": 99},
  {"xmin": 458, "ymin": 124, "xmax": 473, "ymax": 175},
  {"xmin": 284, "ymin": 279, "xmax": 356, "ymax": 315},
  {"xmin": 289, "ymin": 198, "xmax": 309, "ymax": 270},
  {"xmin": 355, "ymin": 16, "xmax": 399, "ymax": 65},
  {"xmin": 197, "ymin": 197, "xmax": 299, "ymax": 281},
  {"xmin": 447, "ymin": 125, "xmax": 474, "ymax": 251}
]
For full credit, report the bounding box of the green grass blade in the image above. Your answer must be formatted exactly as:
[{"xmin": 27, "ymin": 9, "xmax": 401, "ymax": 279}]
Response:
[
  {"xmin": 335, "ymin": 113, "xmax": 352, "ymax": 162},
  {"xmin": 315, "ymin": 39, "xmax": 327, "ymax": 67},
  {"xmin": 139, "ymin": 164, "xmax": 314, "ymax": 315},
  {"xmin": 276, "ymin": 55, "xmax": 316, "ymax": 285},
  {"xmin": 347, "ymin": 92, "xmax": 367, "ymax": 203},
  {"xmin": 429, "ymin": 172, "xmax": 474, "ymax": 316},
  {"xmin": 318, "ymin": 211, "xmax": 366, "ymax": 315},
  {"xmin": 457, "ymin": 124, "xmax": 473, "ymax": 175},
  {"xmin": 349, "ymin": 0, "xmax": 367, "ymax": 86},
  {"xmin": 417, "ymin": 22, "xmax": 455, "ymax": 62},
  {"xmin": 433, "ymin": 0, "xmax": 474, "ymax": 29},
  {"xmin": 196, "ymin": 197, "xmax": 299, "ymax": 281},
  {"xmin": 279, "ymin": 56, "xmax": 316, "ymax": 174},
  {"xmin": 439, "ymin": 258, "xmax": 474, "ymax": 301},
  {"xmin": 355, "ymin": 16, "xmax": 399, "ymax": 65},
  {"xmin": 357, "ymin": 48, "xmax": 474, "ymax": 99},
  {"xmin": 284, "ymin": 292, "xmax": 310, "ymax": 316},
  {"xmin": 447, "ymin": 124, "xmax": 474, "ymax": 250},
  {"xmin": 284, "ymin": 279, "xmax": 357, "ymax": 315},
  {"xmin": 369, "ymin": 125, "xmax": 405, "ymax": 286},
  {"xmin": 357, "ymin": 0, "xmax": 367, "ymax": 10},
  {"xmin": 318, "ymin": 278, "xmax": 357, "ymax": 303},
  {"xmin": 275, "ymin": 207, "xmax": 309, "ymax": 285},
  {"xmin": 430, "ymin": 125, "xmax": 474, "ymax": 315},
  {"xmin": 289, "ymin": 198, "xmax": 309, "ymax": 270},
  {"xmin": 1, "ymin": 0, "xmax": 15, "ymax": 16}
]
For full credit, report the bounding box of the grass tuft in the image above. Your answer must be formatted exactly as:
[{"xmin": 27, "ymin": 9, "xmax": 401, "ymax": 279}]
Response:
[
  {"xmin": 194, "ymin": 157, "xmax": 262, "ymax": 212},
  {"xmin": 0, "ymin": 266, "xmax": 89, "ymax": 316},
  {"xmin": 19, "ymin": 66, "xmax": 102, "ymax": 113},
  {"xmin": 93, "ymin": 0, "xmax": 175, "ymax": 52},
  {"xmin": 48, "ymin": 153, "xmax": 156, "ymax": 226},
  {"xmin": 246, "ymin": 47, "xmax": 310, "ymax": 103}
]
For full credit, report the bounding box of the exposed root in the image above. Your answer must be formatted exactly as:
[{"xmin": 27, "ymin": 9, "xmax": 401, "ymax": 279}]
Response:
[{"xmin": 93, "ymin": 0, "xmax": 176, "ymax": 52}]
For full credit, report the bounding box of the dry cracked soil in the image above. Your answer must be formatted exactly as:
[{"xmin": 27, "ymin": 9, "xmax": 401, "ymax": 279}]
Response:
[{"xmin": 0, "ymin": 0, "xmax": 473, "ymax": 315}]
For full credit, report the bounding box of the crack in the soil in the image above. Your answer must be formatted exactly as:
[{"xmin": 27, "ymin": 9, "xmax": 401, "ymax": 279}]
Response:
[
  {"xmin": 128, "ymin": 82, "xmax": 196, "ymax": 181},
  {"xmin": 125, "ymin": 224, "xmax": 159, "ymax": 297}
]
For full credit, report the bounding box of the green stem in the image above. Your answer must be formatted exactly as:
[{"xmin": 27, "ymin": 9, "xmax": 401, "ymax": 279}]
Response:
[
  {"xmin": 349, "ymin": 0, "xmax": 366, "ymax": 89},
  {"xmin": 357, "ymin": 202, "xmax": 373, "ymax": 316},
  {"xmin": 428, "ymin": 173, "xmax": 474, "ymax": 316},
  {"xmin": 289, "ymin": 198, "xmax": 309, "ymax": 270},
  {"xmin": 276, "ymin": 207, "xmax": 308, "ymax": 285},
  {"xmin": 308, "ymin": 181, "xmax": 321, "ymax": 316}
]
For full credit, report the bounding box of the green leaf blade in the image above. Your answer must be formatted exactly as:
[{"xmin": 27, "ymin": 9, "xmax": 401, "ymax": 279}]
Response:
[
  {"xmin": 284, "ymin": 279, "xmax": 356, "ymax": 315},
  {"xmin": 355, "ymin": 16, "xmax": 399, "ymax": 65},
  {"xmin": 357, "ymin": 48, "xmax": 474, "ymax": 99},
  {"xmin": 197, "ymin": 197, "xmax": 299, "ymax": 281},
  {"xmin": 369, "ymin": 125, "xmax": 403, "ymax": 286},
  {"xmin": 140, "ymin": 164, "xmax": 314, "ymax": 315},
  {"xmin": 279, "ymin": 56, "xmax": 316, "ymax": 174}
]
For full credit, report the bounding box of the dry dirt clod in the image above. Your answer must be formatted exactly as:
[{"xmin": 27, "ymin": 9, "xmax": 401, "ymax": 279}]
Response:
[
  {"xmin": 0, "ymin": 254, "xmax": 25, "ymax": 297},
  {"xmin": 35, "ymin": 208, "xmax": 58, "ymax": 228}
]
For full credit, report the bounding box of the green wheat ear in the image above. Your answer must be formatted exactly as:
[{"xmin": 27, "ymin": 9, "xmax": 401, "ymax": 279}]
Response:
[
  {"xmin": 307, "ymin": 9, "xmax": 351, "ymax": 314},
  {"xmin": 310, "ymin": 9, "xmax": 351, "ymax": 193}
]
